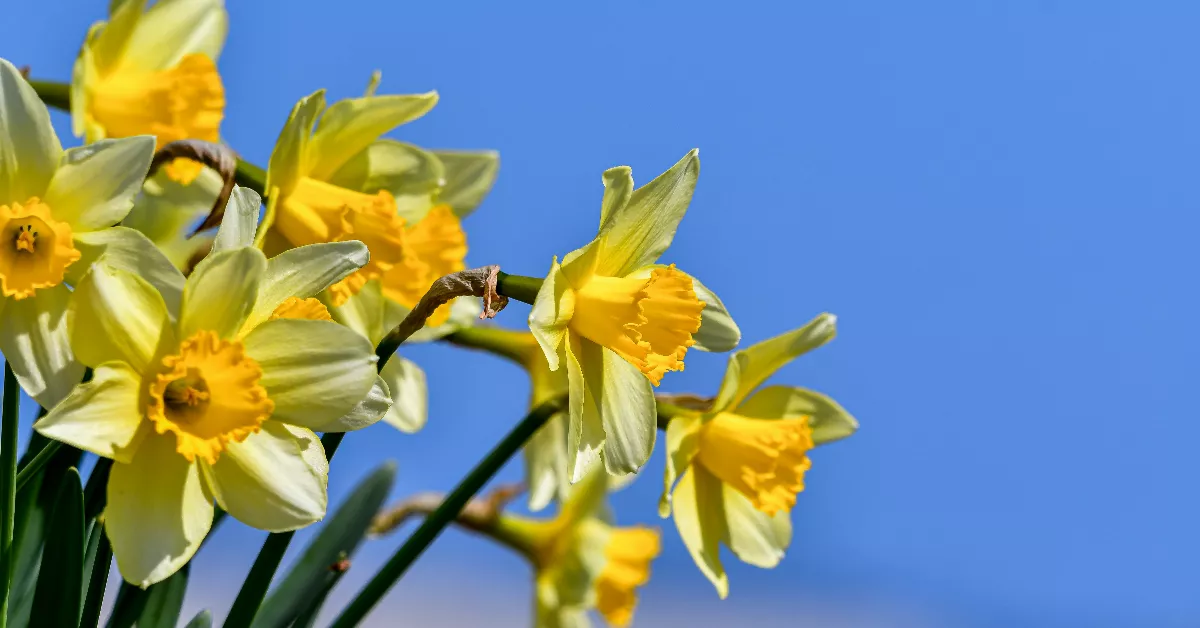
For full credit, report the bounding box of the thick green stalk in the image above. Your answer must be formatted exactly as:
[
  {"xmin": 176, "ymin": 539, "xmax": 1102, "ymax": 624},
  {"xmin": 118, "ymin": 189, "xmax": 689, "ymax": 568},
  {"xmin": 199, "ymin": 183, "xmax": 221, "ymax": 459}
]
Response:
[
  {"xmin": 442, "ymin": 326, "xmax": 539, "ymax": 367},
  {"xmin": 234, "ymin": 159, "xmax": 266, "ymax": 194},
  {"xmin": 26, "ymin": 79, "xmax": 68, "ymax": 111},
  {"xmin": 328, "ymin": 395, "xmax": 567, "ymax": 627},
  {"xmin": 0, "ymin": 364, "xmax": 19, "ymax": 628},
  {"xmin": 495, "ymin": 272, "xmax": 542, "ymax": 304}
]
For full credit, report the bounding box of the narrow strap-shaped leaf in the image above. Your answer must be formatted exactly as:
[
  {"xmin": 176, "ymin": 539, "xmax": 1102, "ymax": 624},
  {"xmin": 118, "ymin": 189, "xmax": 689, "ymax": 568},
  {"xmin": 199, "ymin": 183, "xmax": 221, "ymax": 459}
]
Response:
[
  {"xmin": 136, "ymin": 565, "xmax": 189, "ymax": 628},
  {"xmin": 80, "ymin": 522, "xmax": 112, "ymax": 628},
  {"xmin": 104, "ymin": 584, "xmax": 147, "ymax": 628},
  {"xmin": 9, "ymin": 444, "xmax": 81, "ymax": 628},
  {"xmin": 31, "ymin": 466, "xmax": 84, "ymax": 627},
  {"xmin": 184, "ymin": 610, "xmax": 213, "ymax": 628},
  {"xmin": 223, "ymin": 531, "xmax": 296, "ymax": 628},
  {"xmin": 290, "ymin": 567, "xmax": 345, "ymax": 628},
  {"xmin": 251, "ymin": 462, "xmax": 396, "ymax": 628},
  {"xmin": 0, "ymin": 363, "xmax": 20, "ymax": 628}
]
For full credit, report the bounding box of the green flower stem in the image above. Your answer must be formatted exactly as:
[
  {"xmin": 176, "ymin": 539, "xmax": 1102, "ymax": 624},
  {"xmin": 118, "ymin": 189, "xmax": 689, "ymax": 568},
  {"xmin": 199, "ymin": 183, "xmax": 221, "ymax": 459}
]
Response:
[
  {"xmin": 26, "ymin": 79, "xmax": 68, "ymax": 111},
  {"xmin": 329, "ymin": 395, "xmax": 568, "ymax": 628},
  {"xmin": 656, "ymin": 400, "xmax": 695, "ymax": 431},
  {"xmin": 0, "ymin": 363, "xmax": 19, "ymax": 628},
  {"xmin": 14, "ymin": 440, "xmax": 61, "ymax": 495},
  {"xmin": 234, "ymin": 159, "xmax": 266, "ymax": 193},
  {"xmin": 495, "ymin": 272, "xmax": 542, "ymax": 304}
]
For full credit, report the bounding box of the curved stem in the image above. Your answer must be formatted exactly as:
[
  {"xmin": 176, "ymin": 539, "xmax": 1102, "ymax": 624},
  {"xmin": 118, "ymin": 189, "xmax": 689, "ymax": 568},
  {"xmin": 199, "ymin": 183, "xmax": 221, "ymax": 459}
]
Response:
[
  {"xmin": 495, "ymin": 271, "xmax": 542, "ymax": 304},
  {"xmin": 329, "ymin": 395, "xmax": 567, "ymax": 627}
]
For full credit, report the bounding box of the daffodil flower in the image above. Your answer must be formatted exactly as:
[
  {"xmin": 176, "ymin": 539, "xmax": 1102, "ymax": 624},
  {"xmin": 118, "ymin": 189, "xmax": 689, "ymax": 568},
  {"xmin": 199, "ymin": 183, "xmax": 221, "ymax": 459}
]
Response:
[
  {"xmin": 264, "ymin": 87, "xmax": 483, "ymax": 324},
  {"xmin": 0, "ymin": 58, "xmax": 178, "ymax": 408},
  {"xmin": 528, "ymin": 150, "xmax": 741, "ymax": 480},
  {"xmin": 122, "ymin": 165, "xmax": 226, "ymax": 272},
  {"xmin": 34, "ymin": 186, "xmax": 391, "ymax": 587},
  {"xmin": 494, "ymin": 470, "xmax": 660, "ymax": 628},
  {"xmin": 72, "ymin": 0, "xmax": 228, "ymax": 184},
  {"xmin": 658, "ymin": 314, "xmax": 858, "ymax": 597}
]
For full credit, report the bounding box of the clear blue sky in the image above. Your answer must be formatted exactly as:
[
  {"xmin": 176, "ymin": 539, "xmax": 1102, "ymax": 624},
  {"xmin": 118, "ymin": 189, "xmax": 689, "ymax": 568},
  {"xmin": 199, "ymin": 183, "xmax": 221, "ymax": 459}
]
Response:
[{"xmin": 5, "ymin": 2, "xmax": 1199, "ymax": 626}]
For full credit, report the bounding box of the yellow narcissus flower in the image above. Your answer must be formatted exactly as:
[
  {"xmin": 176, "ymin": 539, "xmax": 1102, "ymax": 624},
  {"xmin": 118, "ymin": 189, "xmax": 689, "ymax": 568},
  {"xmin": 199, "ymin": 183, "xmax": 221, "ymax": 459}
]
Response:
[
  {"xmin": 34, "ymin": 187, "xmax": 391, "ymax": 587},
  {"xmin": 264, "ymin": 86, "xmax": 492, "ymax": 326},
  {"xmin": 121, "ymin": 165, "xmax": 226, "ymax": 272},
  {"xmin": 0, "ymin": 58, "xmax": 172, "ymax": 408},
  {"xmin": 658, "ymin": 314, "xmax": 858, "ymax": 597},
  {"xmin": 494, "ymin": 471, "xmax": 659, "ymax": 628},
  {"xmin": 72, "ymin": 0, "xmax": 228, "ymax": 184},
  {"xmin": 528, "ymin": 150, "xmax": 741, "ymax": 480}
]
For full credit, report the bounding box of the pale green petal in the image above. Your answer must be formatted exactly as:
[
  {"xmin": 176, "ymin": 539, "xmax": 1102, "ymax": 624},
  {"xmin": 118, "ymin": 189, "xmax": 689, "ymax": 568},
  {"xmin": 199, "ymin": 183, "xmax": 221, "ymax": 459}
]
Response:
[
  {"xmin": 43, "ymin": 136, "xmax": 155, "ymax": 232},
  {"xmin": 71, "ymin": 25, "xmax": 99, "ymax": 139},
  {"xmin": 690, "ymin": 276, "xmax": 740, "ymax": 352},
  {"xmin": 70, "ymin": 262, "xmax": 173, "ymax": 371},
  {"xmin": 211, "ymin": 186, "xmax": 261, "ymax": 253},
  {"xmin": 243, "ymin": 319, "xmax": 377, "ymax": 430},
  {"xmin": 379, "ymin": 356, "xmax": 426, "ymax": 433},
  {"xmin": 34, "ymin": 362, "xmax": 147, "ymax": 463},
  {"xmin": 71, "ymin": 227, "xmax": 187, "ymax": 318},
  {"xmin": 316, "ymin": 375, "xmax": 391, "ymax": 433},
  {"xmin": 106, "ymin": 433, "xmax": 213, "ymax": 588},
  {"xmin": 595, "ymin": 149, "xmax": 699, "ymax": 277},
  {"xmin": 575, "ymin": 342, "xmax": 655, "ymax": 476},
  {"xmin": 0, "ymin": 285, "xmax": 83, "ymax": 408},
  {"xmin": 0, "ymin": 58, "xmax": 61, "ymax": 202},
  {"xmin": 326, "ymin": 139, "xmax": 442, "ymax": 224},
  {"xmin": 180, "ymin": 247, "xmax": 265, "ymax": 340},
  {"xmin": 671, "ymin": 466, "xmax": 729, "ymax": 598},
  {"xmin": 720, "ymin": 484, "xmax": 790, "ymax": 568},
  {"xmin": 123, "ymin": 166, "xmax": 224, "ymax": 252},
  {"xmin": 526, "ymin": 411, "xmax": 568, "ymax": 512},
  {"xmin": 736, "ymin": 385, "xmax": 859, "ymax": 446},
  {"xmin": 241, "ymin": 242, "xmax": 368, "ymax": 335},
  {"xmin": 306, "ymin": 92, "xmax": 439, "ymax": 181},
  {"xmin": 597, "ymin": 166, "xmax": 632, "ymax": 228},
  {"xmin": 564, "ymin": 336, "xmax": 603, "ymax": 483},
  {"xmin": 123, "ymin": 0, "xmax": 228, "ymax": 71},
  {"xmin": 558, "ymin": 468, "xmax": 609, "ymax": 531},
  {"xmin": 713, "ymin": 313, "xmax": 838, "ymax": 412},
  {"xmin": 90, "ymin": 0, "xmax": 146, "ymax": 75},
  {"xmin": 325, "ymin": 279, "xmax": 385, "ymax": 345},
  {"xmin": 206, "ymin": 421, "xmax": 326, "ymax": 532},
  {"xmin": 432, "ymin": 150, "xmax": 499, "ymax": 217},
  {"xmin": 659, "ymin": 413, "xmax": 701, "ymax": 517},
  {"xmin": 266, "ymin": 90, "xmax": 326, "ymax": 197},
  {"xmin": 528, "ymin": 257, "xmax": 572, "ymax": 372}
]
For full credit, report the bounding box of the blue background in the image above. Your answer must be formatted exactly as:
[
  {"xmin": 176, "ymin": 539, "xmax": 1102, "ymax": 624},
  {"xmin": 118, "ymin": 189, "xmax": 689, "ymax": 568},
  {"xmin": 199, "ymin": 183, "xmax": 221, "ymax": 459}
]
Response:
[{"xmin": 5, "ymin": 2, "xmax": 1199, "ymax": 626}]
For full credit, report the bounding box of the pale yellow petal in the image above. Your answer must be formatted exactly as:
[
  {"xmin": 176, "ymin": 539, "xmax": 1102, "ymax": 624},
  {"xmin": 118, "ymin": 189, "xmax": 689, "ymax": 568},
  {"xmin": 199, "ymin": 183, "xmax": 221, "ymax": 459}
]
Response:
[
  {"xmin": 205, "ymin": 421, "xmax": 326, "ymax": 532},
  {"xmin": 671, "ymin": 466, "xmax": 729, "ymax": 598},
  {"xmin": 34, "ymin": 362, "xmax": 147, "ymax": 463},
  {"xmin": 43, "ymin": 136, "xmax": 155, "ymax": 232},
  {"xmin": 720, "ymin": 482, "xmax": 791, "ymax": 569},
  {"xmin": 123, "ymin": 0, "xmax": 228, "ymax": 72},
  {"xmin": 316, "ymin": 374, "xmax": 391, "ymax": 433},
  {"xmin": 528, "ymin": 257, "xmax": 573, "ymax": 372},
  {"xmin": 241, "ymin": 242, "xmax": 368, "ymax": 336},
  {"xmin": 70, "ymin": 227, "xmax": 186, "ymax": 318},
  {"xmin": 659, "ymin": 413, "xmax": 701, "ymax": 517},
  {"xmin": 564, "ymin": 335, "xmax": 602, "ymax": 483},
  {"xmin": 305, "ymin": 92, "xmax": 439, "ymax": 181},
  {"xmin": 70, "ymin": 262, "xmax": 173, "ymax": 371},
  {"xmin": 736, "ymin": 385, "xmax": 859, "ymax": 446},
  {"xmin": 0, "ymin": 58, "xmax": 61, "ymax": 202},
  {"xmin": 180, "ymin": 247, "xmax": 265, "ymax": 340},
  {"xmin": 0, "ymin": 284, "xmax": 83, "ymax": 408},
  {"xmin": 594, "ymin": 150, "xmax": 698, "ymax": 277},
  {"xmin": 210, "ymin": 186, "xmax": 260, "ymax": 253},
  {"xmin": 379, "ymin": 356, "xmax": 426, "ymax": 433},
  {"xmin": 265, "ymin": 90, "xmax": 325, "ymax": 197},
  {"xmin": 576, "ymin": 341, "xmax": 655, "ymax": 476},
  {"xmin": 713, "ymin": 313, "xmax": 838, "ymax": 412}
]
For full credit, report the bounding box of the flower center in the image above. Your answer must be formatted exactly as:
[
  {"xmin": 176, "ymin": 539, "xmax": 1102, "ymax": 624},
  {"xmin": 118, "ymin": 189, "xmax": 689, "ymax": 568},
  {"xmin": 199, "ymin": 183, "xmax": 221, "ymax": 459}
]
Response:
[
  {"xmin": 269, "ymin": 296, "xmax": 333, "ymax": 321},
  {"xmin": 275, "ymin": 176, "xmax": 406, "ymax": 306},
  {"xmin": 87, "ymin": 53, "xmax": 225, "ymax": 185},
  {"xmin": 0, "ymin": 198, "xmax": 81, "ymax": 300},
  {"xmin": 594, "ymin": 526, "xmax": 660, "ymax": 627},
  {"xmin": 695, "ymin": 412, "xmax": 814, "ymax": 515},
  {"xmin": 380, "ymin": 204, "xmax": 467, "ymax": 325},
  {"xmin": 568, "ymin": 265, "xmax": 704, "ymax": 385},
  {"xmin": 147, "ymin": 330, "xmax": 274, "ymax": 464}
]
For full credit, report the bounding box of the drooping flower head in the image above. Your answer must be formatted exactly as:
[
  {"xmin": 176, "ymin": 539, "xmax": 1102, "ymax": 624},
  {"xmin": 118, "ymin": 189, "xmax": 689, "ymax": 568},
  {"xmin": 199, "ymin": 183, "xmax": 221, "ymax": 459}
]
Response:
[
  {"xmin": 35, "ymin": 188, "xmax": 392, "ymax": 586},
  {"xmin": 0, "ymin": 58, "xmax": 168, "ymax": 408},
  {"xmin": 658, "ymin": 314, "xmax": 859, "ymax": 597},
  {"xmin": 495, "ymin": 470, "xmax": 660, "ymax": 628},
  {"xmin": 264, "ymin": 85, "xmax": 496, "ymax": 323},
  {"xmin": 528, "ymin": 150, "xmax": 741, "ymax": 481},
  {"xmin": 72, "ymin": 0, "xmax": 228, "ymax": 184}
]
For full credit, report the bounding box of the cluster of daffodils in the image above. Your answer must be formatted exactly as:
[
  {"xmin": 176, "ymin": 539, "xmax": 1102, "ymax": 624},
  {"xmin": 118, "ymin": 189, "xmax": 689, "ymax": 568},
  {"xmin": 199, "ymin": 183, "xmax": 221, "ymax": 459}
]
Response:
[{"xmin": 0, "ymin": 0, "xmax": 858, "ymax": 626}]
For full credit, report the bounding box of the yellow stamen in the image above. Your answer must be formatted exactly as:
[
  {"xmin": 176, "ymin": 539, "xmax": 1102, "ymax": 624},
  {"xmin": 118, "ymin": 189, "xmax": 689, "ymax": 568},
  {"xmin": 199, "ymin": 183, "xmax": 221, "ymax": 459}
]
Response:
[
  {"xmin": 86, "ymin": 53, "xmax": 225, "ymax": 185},
  {"xmin": 594, "ymin": 526, "xmax": 660, "ymax": 627},
  {"xmin": 569, "ymin": 265, "xmax": 704, "ymax": 385},
  {"xmin": 269, "ymin": 296, "xmax": 333, "ymax": 322},
  {"xmin": 380, "ymin": 204, "xmax": 467, "ymax": 326},
  {"xmin": 695, "ymin": 412, "xmax": 814, "ymax": 515},
  {"xmin": 147, "ymin": 330, "xmax": 274, "ymax": 464},
  {"xmin": 0, "ymin": 198, "xmax": 81, "ymax": 299},
  {"xmin": 275, "ymin": 177, "xmax": 406, "ymax": 306}
]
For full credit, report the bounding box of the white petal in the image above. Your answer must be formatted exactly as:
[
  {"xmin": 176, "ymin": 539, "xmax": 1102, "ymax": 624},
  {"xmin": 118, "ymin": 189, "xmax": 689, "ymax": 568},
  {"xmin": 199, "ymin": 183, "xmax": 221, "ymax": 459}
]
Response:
[
  {"xmin": 241, "ymin": 241, "xmax": 368, "ymax": 335},
  {"xmin": 243, "ymin": 319, "xmax": 377, "ymax": 430},
  {"xmin": 34, "ymin": 362, "xmax": 147, "ymax": 463},
  {"xmin": 325, "ymin": 279, "xmax": 386, "ymax": 346},
  {"xmin": 690, "ymin": 276, "xmax": 740, "ymax": 353},
  {"xmin": 379, "ymin": 356, "xmax": 426, "ymax": 433},
  {"xmin": 43, "ymin": 136, "xmax": 155, "ymax": 232},
  {"xmin": 720, "ymin": 483, "xmax": 791, "ymax": 569},
  {"xmin": 659, "ymin": 414, "xmax": 701, "ymax": 517},
  {"xmin": 210, "ymin": 186, "xmax": 261, "ymax": 253},
  {"xmin": 528, "ymin": 258, "xmax": 573, "ymax": 372},
  {"xmin": 578, "ymin": 342, "xmax": 655, "ymax": 476},
  {"xmin": 317, "ymin": 374, "xmax": 391, "ymax": 433},
  {"xmin": 525, "ymin": 412, "xmax": 568, "ymax": 512},
  {"xmin": 180, "ymin": 247, "xmax": 265, "ymax": 340},
  {"xmin": 671, "ymin": 466, "xmax": 729, "ymax": 598},
  {"xmin": 206, "ymin": 422, "xmax": 327, "ymax": 532},
  {"xmin": 564, "ymin": 336, "xmax": 603, "ymax": 483},
  {"xmin": 0, "ymin": 285, "xmax": 83, "ymax": 408},
  {"xmin": 0, "ymin": 58, "xmax": 61, "ymax": 203},
  {"xmin": 713, "ymin": 313, "xmax": 838, "ymax": 412},
  {"xmin": 71, "ymin": 227, "xmax": 186, "ymax": 319},
  {"xmin": 69, "ymin": 262, "xmax": 172, "ymax": 371},
  {"xmin": 106, "ymin": 433, "xmax": 213, "ymax": 588}
]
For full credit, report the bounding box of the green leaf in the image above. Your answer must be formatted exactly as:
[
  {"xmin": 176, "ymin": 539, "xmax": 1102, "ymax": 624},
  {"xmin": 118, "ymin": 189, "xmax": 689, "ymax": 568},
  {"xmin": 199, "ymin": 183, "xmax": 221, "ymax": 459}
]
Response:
[
  {"xmin": 250, "ymin": 461, "xmax": 396, "ymax": 628},
  {"xmin": 136, "ymin": 565, "xmax": 190, "ymax": 628},
  {"xmin": 31, "ymin": 466, "xmax": 84, "ymax": 628},
  {"xmin": 432, "ymin": 150, "xmax": 499, "ymax": 217},
  {"xmin": 80, "ymin": 521, "xmax": 113, "ymax": 628},
  {"xmin": 184, "ymin": 610, "xmax": 213, "ymax": 628}
]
